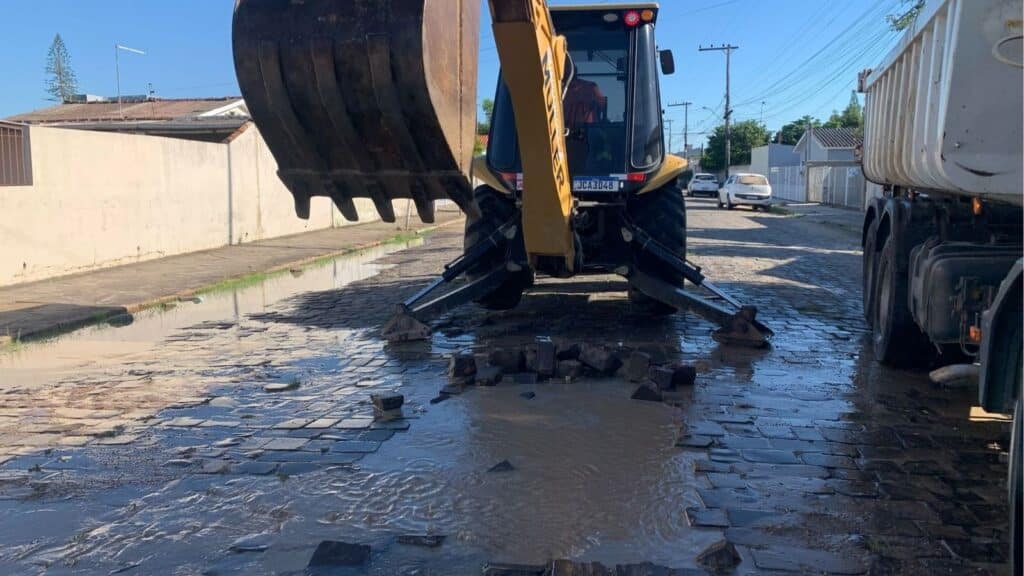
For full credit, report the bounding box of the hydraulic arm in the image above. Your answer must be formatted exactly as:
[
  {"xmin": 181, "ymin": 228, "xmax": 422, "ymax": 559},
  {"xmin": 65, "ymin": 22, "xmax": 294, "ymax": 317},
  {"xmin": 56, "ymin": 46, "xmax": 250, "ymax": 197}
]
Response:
[{"xmin": 488, "ymin": 0, "xmax": 576, "ymax": 271}]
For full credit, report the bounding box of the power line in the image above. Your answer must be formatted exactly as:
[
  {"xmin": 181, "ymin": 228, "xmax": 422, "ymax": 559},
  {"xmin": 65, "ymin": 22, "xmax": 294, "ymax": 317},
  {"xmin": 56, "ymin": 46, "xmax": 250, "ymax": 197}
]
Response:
[{"xmin": 699, "ymin": 44, "xmax": 739, "ymax": 178}]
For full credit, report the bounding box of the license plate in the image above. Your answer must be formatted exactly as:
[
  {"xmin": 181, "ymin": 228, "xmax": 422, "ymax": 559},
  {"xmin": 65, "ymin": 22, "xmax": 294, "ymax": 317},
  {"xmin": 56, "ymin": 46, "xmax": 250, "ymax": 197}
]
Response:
[{"xmin": 573, "ymin": 178, "xmax": 618, "ymax": 192}]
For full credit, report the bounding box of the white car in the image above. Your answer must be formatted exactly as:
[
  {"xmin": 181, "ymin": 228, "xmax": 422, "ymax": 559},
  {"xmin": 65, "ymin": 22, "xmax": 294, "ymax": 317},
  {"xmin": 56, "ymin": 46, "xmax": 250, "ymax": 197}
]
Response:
[
  {"xmin": 718, "ymin": 173, "xmax": 772, "ymax": 211},
  {"xmin": 687, "ymin": 173, "xmax": 719, "ymax": 197}
]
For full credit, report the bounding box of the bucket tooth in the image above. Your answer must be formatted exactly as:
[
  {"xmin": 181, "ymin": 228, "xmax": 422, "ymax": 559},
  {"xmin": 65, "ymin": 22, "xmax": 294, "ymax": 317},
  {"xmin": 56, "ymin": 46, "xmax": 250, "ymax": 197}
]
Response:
[
  {"xmin": 712, "ymin": 306, "xmax": 771, "ymax": 348},
  {"xmin": 330, "ymin": 192, "xmax": 359, "ymax": 221},
  {"xmin": 382, "ymin": 306, "xmax": 432, "ymax": 343}
]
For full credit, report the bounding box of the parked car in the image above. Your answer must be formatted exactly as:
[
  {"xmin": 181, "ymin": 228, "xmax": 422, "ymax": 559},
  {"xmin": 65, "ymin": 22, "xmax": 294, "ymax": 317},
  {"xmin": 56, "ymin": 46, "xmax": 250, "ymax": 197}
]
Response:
[
  {"xmin": 687, "ymin": 173, "xmax": 719, "ymax": 197},
  {"xmin": 718, "ymin": 173, "xmax": 772, "ymax": 211}
]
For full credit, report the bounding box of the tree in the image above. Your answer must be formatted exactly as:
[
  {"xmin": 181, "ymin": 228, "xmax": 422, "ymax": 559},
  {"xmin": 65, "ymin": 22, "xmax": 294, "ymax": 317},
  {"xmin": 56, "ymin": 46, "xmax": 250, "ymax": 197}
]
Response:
[
  {"xmin": 775, "ymin": 115, "xmax": 820, "ymax": 145},
  {"xmin": 45, "ymin": 34, "xmax": 78, "ymax": 103},
  {"xmin": 477, "ymin": 98, "xmax": 494, "ymax": 135},
  {"xmin": 887, "ymin": 0, "xmax": 925, "ymax": 31},
  {"xmin": 700, "ymin": 120, "xmax": 770, "ymax": 173},
  {"xmin": 823, "ymin": 91, "xmax": 863, "ymax": 130}
]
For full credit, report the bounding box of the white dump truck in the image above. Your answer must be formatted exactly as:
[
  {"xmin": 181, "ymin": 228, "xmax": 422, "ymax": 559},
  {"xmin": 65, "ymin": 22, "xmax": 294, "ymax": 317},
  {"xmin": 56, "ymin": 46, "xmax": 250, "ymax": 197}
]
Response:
[{"xmin": 858, "ymin": 0, "xmax": 1021, "ymax": 565}]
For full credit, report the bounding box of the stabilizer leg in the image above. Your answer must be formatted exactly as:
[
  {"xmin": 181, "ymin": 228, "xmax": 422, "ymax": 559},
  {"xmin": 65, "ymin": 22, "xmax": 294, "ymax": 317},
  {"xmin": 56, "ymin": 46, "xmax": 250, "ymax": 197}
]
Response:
[{"xmin": 382, "ymin": 217, "xmax": 520, "ymax": 342}]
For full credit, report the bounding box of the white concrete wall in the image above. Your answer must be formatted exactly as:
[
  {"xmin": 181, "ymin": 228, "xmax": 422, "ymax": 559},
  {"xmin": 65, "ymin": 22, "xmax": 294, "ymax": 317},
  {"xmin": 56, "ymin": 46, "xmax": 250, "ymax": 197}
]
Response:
[{"xmin": 0, "ymin": 124, "xmax": 413, "ymax": 287}]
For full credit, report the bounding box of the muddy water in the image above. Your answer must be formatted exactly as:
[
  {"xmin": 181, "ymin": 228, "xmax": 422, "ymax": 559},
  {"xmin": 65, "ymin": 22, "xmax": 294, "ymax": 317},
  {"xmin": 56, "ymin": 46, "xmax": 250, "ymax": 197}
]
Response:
[
  {"xmin": 1, "ymin": 239, "xmax": 422, "ymax": 389},
  {"xmin": 0, "ymin": 211, "xmax": 1012, "ymax": 575}
]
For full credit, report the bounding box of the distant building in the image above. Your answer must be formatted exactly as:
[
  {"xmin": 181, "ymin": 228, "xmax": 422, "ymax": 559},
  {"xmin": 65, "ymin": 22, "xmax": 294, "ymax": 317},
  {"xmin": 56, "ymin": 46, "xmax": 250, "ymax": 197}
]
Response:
[
  {"xmin": 750, "ymin": 143, "xmax": 799, "ymax": 177},
  {"xmin": 4, "ymin": 96, "xmax": 249, "ymax": 143},
  {"xmin": 793, "ymin": 126, "xmax": 862, "ymax": 164}
]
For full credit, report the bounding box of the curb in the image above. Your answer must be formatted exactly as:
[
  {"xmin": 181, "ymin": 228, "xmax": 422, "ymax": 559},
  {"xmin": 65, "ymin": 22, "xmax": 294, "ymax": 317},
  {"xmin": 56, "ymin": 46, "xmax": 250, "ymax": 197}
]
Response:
[{"xmin": 3, "ymin": 216, "xmax": 463, "ymax": 346}]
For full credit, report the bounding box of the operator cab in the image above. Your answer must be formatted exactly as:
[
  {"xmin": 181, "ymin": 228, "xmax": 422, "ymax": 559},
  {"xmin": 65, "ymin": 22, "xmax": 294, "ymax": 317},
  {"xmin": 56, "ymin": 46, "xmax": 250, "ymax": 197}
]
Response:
[{"xmin": 487, "ymin": 3, "xmax": 671, "ymax": 199}]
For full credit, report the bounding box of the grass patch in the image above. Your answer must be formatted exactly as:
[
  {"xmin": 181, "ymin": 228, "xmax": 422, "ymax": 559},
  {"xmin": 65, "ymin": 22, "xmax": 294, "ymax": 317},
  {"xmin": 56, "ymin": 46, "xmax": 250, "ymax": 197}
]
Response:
[
  {"xmin": 1, "ymin": 336, "xmax": 23, "ymax": 354},
  {"xmin": 195, "ymin": 226, "xmax": 435, "ymax": 297}
]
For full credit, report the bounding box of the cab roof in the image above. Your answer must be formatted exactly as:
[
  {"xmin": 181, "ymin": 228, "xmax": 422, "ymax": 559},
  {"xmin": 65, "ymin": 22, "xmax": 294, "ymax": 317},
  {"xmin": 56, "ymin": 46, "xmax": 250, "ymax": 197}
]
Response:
[{"xmin": 550, "ymin": 3, "xmax": 660, "ymax": 22}]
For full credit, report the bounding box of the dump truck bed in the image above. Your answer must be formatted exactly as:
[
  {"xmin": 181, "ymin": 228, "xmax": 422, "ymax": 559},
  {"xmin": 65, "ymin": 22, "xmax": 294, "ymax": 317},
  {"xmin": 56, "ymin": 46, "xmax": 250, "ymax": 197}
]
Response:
[{"xmin": 859, "ymin": 0, "xmax": 1022, "ymax": 205}]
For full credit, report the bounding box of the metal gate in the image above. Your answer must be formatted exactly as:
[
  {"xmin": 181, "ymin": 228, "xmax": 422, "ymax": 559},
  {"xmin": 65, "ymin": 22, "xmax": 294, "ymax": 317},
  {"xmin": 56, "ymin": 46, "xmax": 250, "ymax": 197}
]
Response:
[{"xmin": 807, "ymin": 162, "xmax": 865, "ymax": 209}]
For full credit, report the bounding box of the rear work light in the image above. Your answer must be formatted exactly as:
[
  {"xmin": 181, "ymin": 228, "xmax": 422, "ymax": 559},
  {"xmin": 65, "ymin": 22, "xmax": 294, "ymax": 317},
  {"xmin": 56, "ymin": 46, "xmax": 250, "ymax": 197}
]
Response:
[{"xmin": 623, "ymin": 10, "xmax": 641, "ymax": 27}]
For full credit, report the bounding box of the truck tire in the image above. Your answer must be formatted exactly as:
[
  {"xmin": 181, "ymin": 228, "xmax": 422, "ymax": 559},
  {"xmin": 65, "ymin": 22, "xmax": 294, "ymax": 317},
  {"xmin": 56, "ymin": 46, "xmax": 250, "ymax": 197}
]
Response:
[
  {"xmin": 627, "ymin": 183, "xmax": 687, "ymax": 315},
  {"xmin": 872, "ymin": 235, "xmax": 931, "ymax": 366},
  {"xmin": 1011, "ymin": 393, "xmax": 1022, "ymax": 576},
  {"xmin": 862, "ymin": 217, "xmax": 880, "ymax": 327},
  {"xmin": 464, "ymin": 185, "xmax": 532, "ymax": 310}
]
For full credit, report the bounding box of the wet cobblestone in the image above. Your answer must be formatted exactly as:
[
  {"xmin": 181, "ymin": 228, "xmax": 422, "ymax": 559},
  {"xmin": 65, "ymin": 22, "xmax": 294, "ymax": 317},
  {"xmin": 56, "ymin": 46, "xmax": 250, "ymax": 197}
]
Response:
[{"xmin": 0, "ymin": 200, "xmax": 1013, "ymax": 574}]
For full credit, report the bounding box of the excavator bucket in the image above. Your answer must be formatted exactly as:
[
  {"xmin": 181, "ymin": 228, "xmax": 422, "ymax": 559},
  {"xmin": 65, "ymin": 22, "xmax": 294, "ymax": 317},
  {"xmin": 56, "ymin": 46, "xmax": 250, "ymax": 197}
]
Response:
[{"xmin": 232, "ymin": 0, "xmax": 480, "ymax": 223}]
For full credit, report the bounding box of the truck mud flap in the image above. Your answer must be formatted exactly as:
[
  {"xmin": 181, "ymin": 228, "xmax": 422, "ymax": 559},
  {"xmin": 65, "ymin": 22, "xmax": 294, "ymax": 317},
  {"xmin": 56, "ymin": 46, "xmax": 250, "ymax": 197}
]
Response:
[{"xmin": 232, "ymin": 0, "xmax": 480, "ymax": 223}]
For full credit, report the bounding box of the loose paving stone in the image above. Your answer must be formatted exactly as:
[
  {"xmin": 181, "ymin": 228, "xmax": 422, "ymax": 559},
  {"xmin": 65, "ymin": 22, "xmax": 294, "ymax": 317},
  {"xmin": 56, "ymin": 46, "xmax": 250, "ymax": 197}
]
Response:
[
  {"xmin": 535, "ymin": 337, "xmax": 556, "ymax": 376},
  {"xmin": 556, "ymin": 360, "xmax": 583, "ymax": 379},
  {"xmin": 649, "ymin": 366, "xmax": 675, "ymax": 390},
  {"xmin": 685, "ymin": 507, "xmax": 729, "ymax": 528},
  {"xmin": 696, "ymin": 540, "xmax": 741, "ymax": 572},
  {"xmin": 670, "ymin": 364, "xmax": 697, "ymax": 387},
  {"xmin": 396, "ymin": 534, "xmax": 446, "ymax": 548},
  {"xmin": 307, "ymin": 540, "xmax": 370, "ymax": 567},
  {"xmin": 475, "ymin": 365, "xmax": 503, "ymax": 386},
  {"xmin": 370, "ymin": 393, "xmax": 404, "ymax": 413},
  {"xmin": 705, "ymin": 473, "xmax": 747, "ymax": 489},
  {"xmin": 578, "ymin": 343, "xmax": 621, "ymax": 374},
  {"xmin": 229, "ymin": 533, "xmax": 273, "ymax": 553},
  {"xmin": 488, "ymin": 459, "xmax": 515, "ymax": 473},
  {"xmin": 630, "ymin": 384, "xmax": 663, "ymax": 402},
  {"xmin": 625, "ymin": 351, "xmax": 652, "ymax": 382},
  {"xmin": 447, "ymin": 353, "xmax": 477, "ymax": 383},
  {"xmin": 261, "ymin": 438, "xmax": 309, "ymax": 451},
  {"xmin": 489, "ymin": 348, "xmax": 525, "ymax": 373}
]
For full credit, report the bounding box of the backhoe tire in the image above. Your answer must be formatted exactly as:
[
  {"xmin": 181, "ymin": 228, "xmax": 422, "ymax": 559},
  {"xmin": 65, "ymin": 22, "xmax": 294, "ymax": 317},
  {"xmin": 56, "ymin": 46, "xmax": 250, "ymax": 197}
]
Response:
[
  {"xmin": 627, "ymin": 183, "xmax": 687, "ymax": 316},
  {"xmin": 464, "ymin": 185, "xmax": 532, "ymax": 311},
  {"xmin": 872, "ymin": 235, "xmax": 931, "ymax": 367},
  {"xmin": 1010, "ymin": 392, "xmax": 1022, "ymax": 576}
]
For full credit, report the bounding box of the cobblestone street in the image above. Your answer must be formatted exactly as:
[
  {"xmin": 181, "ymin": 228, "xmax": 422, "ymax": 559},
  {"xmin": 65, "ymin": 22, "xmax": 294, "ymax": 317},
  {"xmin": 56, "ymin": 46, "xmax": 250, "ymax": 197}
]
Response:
[{"xmin": 0, "ymin": 199, "xmax": 1012, "ymax": 575}]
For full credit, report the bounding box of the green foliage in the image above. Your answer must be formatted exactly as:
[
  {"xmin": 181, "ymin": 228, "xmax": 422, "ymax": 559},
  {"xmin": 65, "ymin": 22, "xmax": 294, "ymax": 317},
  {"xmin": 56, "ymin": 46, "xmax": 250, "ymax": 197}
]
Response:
[
  {"xmin": 477, "ymin": 98, "xmax": 495, "ymax": 135},
  {"xmin": 823, "ymin": 91, "xmax": 863, "ymax": 130},
  {"xmin": 45, "ymin": 34, "xmax": 78, "ymax": 102},
  {"xmin": 776, "ymin": 115, "xmax": 820, "ymax": 145},
  {"xmin": 700, "ymin": 120, "xmax": 770, "ymax": 173},
  {"xmin": 887, "ymin": 0, "xmax": 925, "ymax": 31}
]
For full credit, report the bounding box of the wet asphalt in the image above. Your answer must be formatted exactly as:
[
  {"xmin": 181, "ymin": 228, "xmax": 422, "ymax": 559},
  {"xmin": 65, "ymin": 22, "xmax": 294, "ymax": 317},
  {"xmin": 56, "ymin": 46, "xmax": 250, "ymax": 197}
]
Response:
[{"xmin": 0, "ymin": 198, "xmax": 1012, "ymax": 575}]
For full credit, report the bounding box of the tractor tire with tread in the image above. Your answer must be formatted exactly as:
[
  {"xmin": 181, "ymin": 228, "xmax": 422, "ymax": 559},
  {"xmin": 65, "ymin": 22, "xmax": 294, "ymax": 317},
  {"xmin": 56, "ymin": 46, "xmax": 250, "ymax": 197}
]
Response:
[
  {"xmin": 464, "ymin": 185, "xmax": 532, "ymax": 310},
  {"xmin": 627, "ymin": 183, "xmax": 687, "ymax": 315},
  {"xmin": 862, "ymin": 217, "xmax": 880, "ymax": 327}
]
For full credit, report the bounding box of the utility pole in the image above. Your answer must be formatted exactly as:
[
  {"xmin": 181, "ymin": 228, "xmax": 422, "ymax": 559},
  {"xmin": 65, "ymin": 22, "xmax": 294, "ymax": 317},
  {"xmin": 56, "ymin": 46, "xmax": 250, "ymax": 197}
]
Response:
[
  {"xmin": 699, "ymin": 44, "xmax": 738, "ymax": 179},
  {"xmin": 115, "ymin": 44, "xmax": 146, "ymax": 119},
  {"xmin": 668, "ymin": 101, "xmax": 692, "ymax": 151},
  {"xmin": 665, "ymin": 118, "xmax": 674, "ymax": 154}
]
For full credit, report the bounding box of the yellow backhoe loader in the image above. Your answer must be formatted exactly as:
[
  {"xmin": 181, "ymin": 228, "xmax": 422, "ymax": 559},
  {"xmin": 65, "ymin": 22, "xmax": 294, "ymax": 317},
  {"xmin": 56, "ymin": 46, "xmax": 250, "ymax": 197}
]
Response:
[{"xmin": 232, "ymin": 0, "xmax": 772, "ymax": 346}]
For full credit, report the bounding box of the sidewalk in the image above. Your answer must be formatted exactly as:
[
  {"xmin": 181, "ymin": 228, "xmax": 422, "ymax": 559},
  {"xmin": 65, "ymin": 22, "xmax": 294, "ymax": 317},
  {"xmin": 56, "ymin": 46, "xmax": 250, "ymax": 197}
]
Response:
[
  {"xmin": 777, "ymin": 201, "xmax": 864, "ymax": 237},
  {"xmin": 0, "ymin": 213, "xmax": 463, "ymax": 345}
]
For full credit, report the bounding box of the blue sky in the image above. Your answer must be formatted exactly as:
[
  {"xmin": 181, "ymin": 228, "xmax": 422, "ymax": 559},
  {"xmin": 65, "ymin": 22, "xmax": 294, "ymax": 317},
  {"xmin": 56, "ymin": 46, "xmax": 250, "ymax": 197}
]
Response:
[{"xmin": 0, "ymin": 0, "xmax": 904, "ymax": 149}]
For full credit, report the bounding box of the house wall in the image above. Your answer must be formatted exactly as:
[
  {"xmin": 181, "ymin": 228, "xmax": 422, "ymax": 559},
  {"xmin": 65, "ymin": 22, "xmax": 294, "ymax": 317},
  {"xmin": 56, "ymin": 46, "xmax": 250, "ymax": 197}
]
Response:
[{"xmin": 0, "ymin": 125, "xmax": 410, "ymax": 287}]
